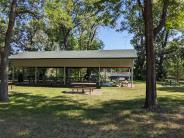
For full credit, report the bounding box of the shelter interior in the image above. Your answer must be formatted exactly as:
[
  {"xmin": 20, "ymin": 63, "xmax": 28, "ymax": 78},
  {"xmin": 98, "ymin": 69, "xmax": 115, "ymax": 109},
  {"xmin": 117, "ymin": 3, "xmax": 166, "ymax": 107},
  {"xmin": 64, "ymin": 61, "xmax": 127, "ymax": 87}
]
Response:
[
  {"xmin": 9, "ymin": 67, "xmax": 133, "ymax": 87},
  {"xmin": 9, "ymin": 50, "xmax": 137, "ymax": 87}
]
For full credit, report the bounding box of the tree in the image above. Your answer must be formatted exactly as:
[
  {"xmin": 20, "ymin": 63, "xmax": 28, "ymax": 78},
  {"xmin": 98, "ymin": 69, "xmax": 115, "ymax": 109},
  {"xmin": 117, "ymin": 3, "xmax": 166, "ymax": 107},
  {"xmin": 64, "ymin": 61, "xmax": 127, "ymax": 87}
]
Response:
[
  {"xmin": 121, "ymin": 0, "xmax": 184, "ymax": 82},
  {"xmin": 143, "ymin": 0, "xmax": 158, "ymax": 109},
  {"xmin": 0, "ymin": 0, "xmax": 42, "ymax": 102},
  {"xmin": 141, "ymin": 0, "xmax": 184, "ymax": 110},
  {"xmin": 165, "ymin": 35, "xmax": 184, "ymax": 81},
  {"xmin": 120, "ymin": 0, "xmax": 184, "ymax": 110},
  {"xmin": 0, "ymin": 0, "xmax": 17, "ymax": 102},
  {"xmin": 155, "ymin": 29, "xmax": 167, "ymax": 80}
]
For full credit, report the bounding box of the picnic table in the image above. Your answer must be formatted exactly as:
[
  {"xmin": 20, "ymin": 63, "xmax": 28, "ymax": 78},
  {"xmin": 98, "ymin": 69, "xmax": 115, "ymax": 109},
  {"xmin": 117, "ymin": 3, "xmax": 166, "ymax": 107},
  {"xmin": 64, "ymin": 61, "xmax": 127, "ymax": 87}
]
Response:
[
  {"xmin": 162, "ymin": 79, "xmax": 180, "ymax": 86},
  {"xmin": 117, "ymin": 78, "xmax": 129, "ymax": 87},
  {"xmin": 71, "ymin": 82, "xmax": 96, "ymax": 94},
  {"xmin": 119, "ymin": 80, "xmax": 129, "ymax": 87}
]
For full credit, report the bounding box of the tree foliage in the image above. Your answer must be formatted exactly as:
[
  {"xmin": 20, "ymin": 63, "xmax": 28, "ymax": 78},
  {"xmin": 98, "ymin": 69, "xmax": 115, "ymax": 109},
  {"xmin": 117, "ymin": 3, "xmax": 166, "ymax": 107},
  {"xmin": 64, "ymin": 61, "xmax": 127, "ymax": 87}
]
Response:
[
  {"xmin": 165, "ymin": 34, "xmax": 184, "ymax": 81},
  {"xmin": 120, "ymin": 0, "xmax": 184, "ymax": 81}
]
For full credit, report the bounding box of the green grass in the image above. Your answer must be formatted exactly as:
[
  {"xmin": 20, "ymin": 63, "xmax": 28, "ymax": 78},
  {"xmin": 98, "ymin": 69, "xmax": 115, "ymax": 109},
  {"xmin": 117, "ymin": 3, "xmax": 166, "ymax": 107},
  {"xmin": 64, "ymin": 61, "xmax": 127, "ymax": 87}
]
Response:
[{"xmin": 0, "ymin": 82, "xmax": 184, "ymax": 138}]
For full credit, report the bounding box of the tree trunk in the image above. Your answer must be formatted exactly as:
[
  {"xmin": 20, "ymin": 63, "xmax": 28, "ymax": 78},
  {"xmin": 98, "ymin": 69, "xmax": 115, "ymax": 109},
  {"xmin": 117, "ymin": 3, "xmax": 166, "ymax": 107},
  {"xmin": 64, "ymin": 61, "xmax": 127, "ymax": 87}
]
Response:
[
  {"xmin": 157, "ymin": 29, "xmax": 169, "ymax": 80},
  {"xmin": 0, "ymin": 0, "xmax": 17, "ymax": 102},
  {"xmin": 176, "ymin": 60, "xmax": 179, "ymax": 82},
  {"xmin": 144, "ymin": 0, "xmax": 158, "ymax": 110},
  {"xmin": 0, "ymin": 48, "xmax": 3, "ymax": 96}
]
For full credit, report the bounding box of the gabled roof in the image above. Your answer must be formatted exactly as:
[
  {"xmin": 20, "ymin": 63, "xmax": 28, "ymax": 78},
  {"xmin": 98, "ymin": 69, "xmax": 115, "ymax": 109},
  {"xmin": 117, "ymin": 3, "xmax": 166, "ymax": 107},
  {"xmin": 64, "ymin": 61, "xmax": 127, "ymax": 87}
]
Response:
[{"xmin": 9, "ymin": 49, "xmax": 137, "ymax": 59}]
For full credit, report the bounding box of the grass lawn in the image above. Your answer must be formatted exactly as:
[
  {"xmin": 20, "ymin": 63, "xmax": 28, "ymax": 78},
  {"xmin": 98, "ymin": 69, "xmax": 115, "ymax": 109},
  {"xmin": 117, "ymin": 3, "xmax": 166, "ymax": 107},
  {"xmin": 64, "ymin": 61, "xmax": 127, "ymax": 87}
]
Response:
[{"xmin": 0, "ymin": 82, "xmax": 184, "ymax": 138}]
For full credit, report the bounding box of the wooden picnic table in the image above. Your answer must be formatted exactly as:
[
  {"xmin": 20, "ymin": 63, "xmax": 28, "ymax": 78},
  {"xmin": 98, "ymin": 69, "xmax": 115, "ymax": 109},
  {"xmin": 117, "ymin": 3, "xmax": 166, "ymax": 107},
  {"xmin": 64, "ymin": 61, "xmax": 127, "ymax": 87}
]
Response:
[
  {"xmin": 71, "ymin": 82, "xmax": 96, "ymax": 93},
  {"xmin": 162, "ymin": 79, "xmax": 180, "ymax": 86},
  {"xmin": 119, "ymin": 80, "xmax": 129, "ymax": 87}
]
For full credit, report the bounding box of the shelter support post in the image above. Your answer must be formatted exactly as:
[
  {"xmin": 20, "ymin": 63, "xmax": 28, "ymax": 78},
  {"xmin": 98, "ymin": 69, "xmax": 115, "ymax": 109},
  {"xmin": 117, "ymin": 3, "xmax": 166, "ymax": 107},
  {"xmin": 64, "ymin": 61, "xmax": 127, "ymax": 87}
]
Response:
[
  {"xmin": 12, "ymin": 66, "xmax": 15, "ymax": 83},
  {"xmin": 131, "ymin": 67, "xmax": 134, "ymax": 88},
  {"xmin": 105, "ymin": 68, "xmax": 107, "ymax": 83},
  {"xmin": 111, "ymin": 68, "xmax": 113, "ymax": 74},
  {"xmin": 79, "ymin": 69, "xmax": 81, "ymax": 81},
  {"xmin": 35, "ymin": 67, "xmax": 38, "ymax": 84},
  {"xmin": 56, "ymin": 68, "xmax": 58, "ymax": 79},
  {"xmin": 23, "ymin": 67, "xmax": 26, "ymax": 83},
  {"xmin": 129, "ymin": 68, "xmax": 131, "ymax": 82},
  {"xmin": 99, "ymin": 67, "xmax": 101, "ymax": 86},
  {"xmin": 63, "ymin": 67, "xmax": 66, "ymax": 86}
]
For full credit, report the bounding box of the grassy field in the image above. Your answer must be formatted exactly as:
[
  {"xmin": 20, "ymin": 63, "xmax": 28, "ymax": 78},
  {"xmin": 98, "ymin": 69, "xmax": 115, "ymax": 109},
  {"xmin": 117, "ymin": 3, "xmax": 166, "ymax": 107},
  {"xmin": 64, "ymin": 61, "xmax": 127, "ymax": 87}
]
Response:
[{"xmin": 0, "ymin": 82, "xmax": 184, "ymax": 138}]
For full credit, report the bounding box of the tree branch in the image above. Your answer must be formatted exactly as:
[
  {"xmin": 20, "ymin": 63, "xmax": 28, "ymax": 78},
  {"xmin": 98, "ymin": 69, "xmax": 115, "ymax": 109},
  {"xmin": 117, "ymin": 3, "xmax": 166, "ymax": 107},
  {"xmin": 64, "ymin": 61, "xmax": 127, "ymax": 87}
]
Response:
[
  {"xmin": 153, "ymin": 0, "xmax": 169, "ymax": 37},
  {"xmin": 16, "ymin": 8, "xmax": 40, "ymax": 19},
  {"xmin": 137, "ymin": 0, "xmax": 144, "ymax": 18}
]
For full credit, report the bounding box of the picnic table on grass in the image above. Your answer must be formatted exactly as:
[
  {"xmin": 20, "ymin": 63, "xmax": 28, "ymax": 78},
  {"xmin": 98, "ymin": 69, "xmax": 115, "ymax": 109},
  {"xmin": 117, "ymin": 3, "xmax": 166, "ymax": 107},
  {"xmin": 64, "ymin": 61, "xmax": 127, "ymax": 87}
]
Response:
[
  {"xmin": 162, "ymin": 79, "xmax": 180, "ymax": 86},
  {"xmin": 71, "ymin": 82, "xmax": 97, "ymax": 94}
]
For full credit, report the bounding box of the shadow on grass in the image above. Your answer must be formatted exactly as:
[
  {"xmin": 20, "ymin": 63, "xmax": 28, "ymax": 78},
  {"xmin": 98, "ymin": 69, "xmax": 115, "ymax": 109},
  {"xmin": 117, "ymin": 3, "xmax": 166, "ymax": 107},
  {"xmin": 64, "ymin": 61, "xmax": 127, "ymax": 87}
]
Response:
[
  {"xmin": 0, "ymin": 91, "xmax": 183, "ymax": 138},
  {"xmin": 158, "ymin": 86, "xmax": 184, "ymax": 93}
]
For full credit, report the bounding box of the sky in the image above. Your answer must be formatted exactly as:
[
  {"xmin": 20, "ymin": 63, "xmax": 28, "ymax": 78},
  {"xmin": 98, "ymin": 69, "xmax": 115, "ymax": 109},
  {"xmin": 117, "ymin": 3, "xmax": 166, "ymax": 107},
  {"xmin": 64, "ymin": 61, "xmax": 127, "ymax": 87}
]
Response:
[{"xmin": 98, "ymin": 27, "xmax": 134, "ymax": 50}]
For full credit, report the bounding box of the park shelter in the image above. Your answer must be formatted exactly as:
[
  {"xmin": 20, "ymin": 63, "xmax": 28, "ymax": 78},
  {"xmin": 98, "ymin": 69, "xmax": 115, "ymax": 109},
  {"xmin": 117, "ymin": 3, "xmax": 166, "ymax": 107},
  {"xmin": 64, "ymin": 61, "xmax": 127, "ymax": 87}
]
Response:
[{"xmin": 9, "ymin": 49, "xmax": 137, "ymax": 87}]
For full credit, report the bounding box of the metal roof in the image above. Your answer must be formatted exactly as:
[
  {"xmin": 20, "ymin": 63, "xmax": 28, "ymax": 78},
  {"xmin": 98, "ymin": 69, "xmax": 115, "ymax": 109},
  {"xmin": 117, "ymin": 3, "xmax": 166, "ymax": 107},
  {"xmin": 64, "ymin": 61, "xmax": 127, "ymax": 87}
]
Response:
[{"xmin": 9, "ymin": 49, "xmax": 137, "ymax": 59}]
